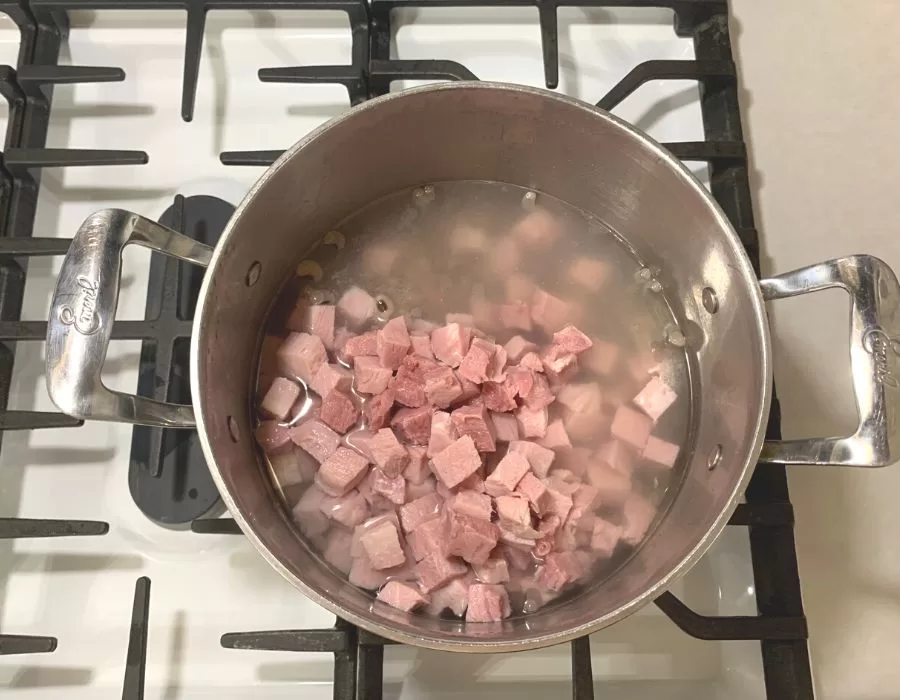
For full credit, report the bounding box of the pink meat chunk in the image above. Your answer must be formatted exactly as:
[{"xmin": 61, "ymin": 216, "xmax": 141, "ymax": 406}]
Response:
[
  {"xmin": 450, "ymin": 224, "xmax": 488, "ymax": 255},
  {"xmin": 377, "ymin": 316, "xmax": 411, "ymax": 370},
  {"xmin": 485, "ymin": 345, "xmax": 508, "ymax": 383},
  {"xmin": 495, "ymin": 494, "xmax": 533, "ymax": 535},
  {"xmin": 543, "ymin": 486, "xmax": 574, "ymax": 523},
  {"xmin": 342, "ymin": 331, "xmax": 378, "ymax": 364},
  {"xmin": 451, "ymin": 405, "xmax": 497, "ymax": 453},
  {"xmin": 431, "ymin": 435, "xmax": 482, "ymax": 488},
  {"xmin": 490, "ymin": 236, "xmax": 520, "ymax": 276},
  {"xmin": 504, "ymin": 335, "xmax": 538, "ymax": 363},
  {"xmin": 354, "ymin": 356, "xmax": 393, "ymax": 395},
  {"xmin": 452, "ymin": 490, "xmax": 493, "ymax": 521},
  {"xmin": 610, "ymin": 405, "xmax": 653, "ymax": 450},
  {"xmin": 408, "ymin": 516, "xmax": 444, "ymax": 561},
  {"xmin": 404, "ymin": 445, "xmax": 429, "ymax": 484},
  {"xmin": 552, "ymin": 325, "xmax": 593, "ymax": 355},
  {"xmin": 471, "ymin": 298, "xmax": 500, "ymax": 332},
  {"xmin": 642, "ymin": 435, "xmax": 680, "ymax": 468},
  {"xmin": 515, "ymin": 472, "xmax": 553, "ymax": 514},
  {"xmin": 310, "ymin": 363, "xmax": 353, "ymax": 399},
  {"xmin": 595, "ymin": 440, "xmax": 635, "ymax": 474},
  {"xmin": 453, "ymin": 372, "xmax": 481, "ymax": 406},
  {"xmin": 428, "ymin": 410, "xmax": 458, "ymax": 457},
  {"xmin": 316, "ymin": 447, "xmax": 370, "ymax": 497},
  {"xmin": 431, "ymin": 323, "xmax": 472, "ymax": 368},
  {"xmin": 349, "ymin": 556, "xmax": 389, "ymax": 590},
  {"xmin": 337, "ymin": 286, "xmax": 378, "ymax": 328},
  {"xmin": 522, "ymin": 373, "xmax": 555, "ymax": 410},
  {"xmin": 423, "ymin": 365, "xmax": 464, "ymax": 408},
  {"xmin": 320, "ymin": 390, "xmax": 361, "ymax": 434},
  {"xmin": 569, "ymin": 257, "xmax": 609, "ymax": 292},
  {"xmin": 484, "ymin": 451, "xmax": 531, "ymax": 497},
  {"xmin": 531, "ymin": 288, "xmax": 571, "ymax": 333},
  {"xmin": 363, "ymin": 245, "xmax": 399, "ymax": 276},
  {"xmin": 621, "ymin": 495, "xmax": 656, "ymax": 546},
  {"xmin": 359, "ymin": 519, "xmax": 406, "ymax": 570},
  {"xmin": 473, "ymin": 557, "xmax": 510, "ymax": 584},
  {"xmin": 512, "ymin": 209, "xmax": 561, "ymax": 247},
  {"xmin": 482, "ymin": 380, "xmax": 517, "ymax": 413},
  {"xmin": 586, "ymin": 462, "xmax": 632, "ymax": 509},
  {"xmin": 591, "ymin": 519, "xmax": 622, "ymax": 558},
  {"xmin": 446, "ymin": 510, "xmax": 499, "ymax": 564},
  {"xmin": 457, "ymin": 337, "xmax": 499, "ymax": 384},
  {"xmin": 509, "ymin": 440, "xmax": 555, "ymax": 477},
  {"xmin": 406, "ymin": 477, "xmax": 436, "ymax": 502},
  {"xmin": 261, "ymin": 377, "xmax": 300, "ymax": 420},
  {"xmin": 391, "ymin": 356, "xmax": 429, "ymax": 408},
  {"xmin": 516, "ymin": 405, "xmax": 549, "ymax": 439},
  {"xmin": 539, "ymin": 419, "xmax": 572, "ymax": 451},
  {"xmin": 391, "ymin": 406, "xmax": 433, "ymax": 445},
  {"xmin": 377, "ymin": 580, "xmax": 428, "ymax": 612},
  {"xmin": 446, "ymin": 312, "xmax": 475, "ymax": 326},
  {"xmin": 466, "ymin": 583, "xmax": 511, "ymax": 622},
  {"xmin": 519, "ymin": 351, "xmax": 544, "ymax": 373},
  {"xmin": 399, "ymin": 492, "xmax": 442, "ymax": 533},
  {"xmin": 633, "ymin": 376, "xmax": 678, "ymax": 422},
  {"xmin": 536, "ymin": 551, "xmax": 584, "ymax": 591},
  {"xmin": 372, "ymin": 469, "xmax": 406, "ymax": 505},
  {"xmin": 292, "ymin": 486, "xmax": 329, "ymax": 537},
  {"xmin": 499, "ymin": 302, "xmax": 532, "ymax": 331},
  {"xmin": 269, "ymin": 447, "xmax": 316, "ymax": 487},
  {"xmin": 323, "ymin": 489, "xmax": 369, "ymax": 529},
  {"xmin": 363, "ymin": 389, "xmax": 395, "ymax": 430},
  {"xmin": 428, "ymin": 577, "xmax": 471, "ymax": 617},
  {"xmin": 410, "ymin": 333, "xmax": 434, "ymax": 359},
  {"xmin": 322, "ymin": 529, "xmax": 353, "ymax": 574},
  {"xmin": 541, "ymin": 344, "xmax": 579, "ymax": 384},
  {"xmin": 255, "ymin": 420, "xmax": 293, "ymax": 453},
  {"xmin": 417, "ymin": 553, "xmax": 468, "ymax": 593},
  {"xmin": 360, "ymin": 428, "xmax": 409, "ymax": 477},
  {"xmin": 277, "ymin": 332, "xmax": 328, "ymax": 383},
  {"xmin": 491, "ymin": 411, "xmax": 520, "ymax": 443},
  {"xmin": 290, "ymin": 419, "xmax": 341, "ymax": 463},
  {"xmin": 306, "ymin": 304, "xmax": 336, "ymax": 350},
  {"xmin": 503, "ymin": 542, "xmax": 534, "ymax": 570},
  {"xmin": 582, "ymin": 339, "xmax": 619, "ymax": 376},
  {"xmin": 506, "ymin": 367, "xmax": 535, "ymax": 399}
]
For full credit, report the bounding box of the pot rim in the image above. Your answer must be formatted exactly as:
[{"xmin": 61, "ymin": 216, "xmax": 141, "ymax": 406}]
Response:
[{"xmin": 189, "ymin": 81, "xmax": 773, "ymax": 652}]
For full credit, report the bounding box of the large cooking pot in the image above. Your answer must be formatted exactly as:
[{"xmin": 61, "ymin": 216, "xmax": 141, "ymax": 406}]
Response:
[{"xmin": 44, "ymin": 83, "xmax": 900, "ymax": 651}]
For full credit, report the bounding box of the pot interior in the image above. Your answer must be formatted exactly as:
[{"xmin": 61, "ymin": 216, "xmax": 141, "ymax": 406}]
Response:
[{"xmin": 192, "ymin": 83, "xmax": 770, "ymax": 650}]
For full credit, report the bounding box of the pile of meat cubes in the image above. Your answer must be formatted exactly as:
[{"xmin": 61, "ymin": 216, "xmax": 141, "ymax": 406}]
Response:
[{"xmin": 255, "ymin": 281, "xmax": 680, "ymax": 622}]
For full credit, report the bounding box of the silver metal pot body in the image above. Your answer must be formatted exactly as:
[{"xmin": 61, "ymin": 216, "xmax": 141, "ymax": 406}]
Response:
[{"xmin": 45, "ymin": 83, "xmax": 900, "ymax": 652}]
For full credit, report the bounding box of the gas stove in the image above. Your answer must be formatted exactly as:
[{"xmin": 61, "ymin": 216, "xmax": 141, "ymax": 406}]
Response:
[{"xmin": 0, "ymin": 2, "xmax": 812, "ymax": 698}]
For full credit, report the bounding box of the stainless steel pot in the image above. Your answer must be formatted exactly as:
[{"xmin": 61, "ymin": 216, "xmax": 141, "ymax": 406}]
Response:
[{"xmin": 44, "ymin": 83, "xmax": 900, "ymax": 652}]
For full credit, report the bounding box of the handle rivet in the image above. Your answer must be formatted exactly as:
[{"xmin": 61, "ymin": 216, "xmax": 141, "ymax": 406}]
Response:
[
  {"xmin": 702, "ymin": 287, "xmax": 719, "ymax": 314},
  {"xmin": 245, "ymin": 261, "xmax": 261, "ymax": 287},
  {"xmin": 707, "ymin": 444, "xmax": 723, "ymax": 470},
  {"xmin": 227, "ymin": 416, "xmax": 240, "ymax": 443}
]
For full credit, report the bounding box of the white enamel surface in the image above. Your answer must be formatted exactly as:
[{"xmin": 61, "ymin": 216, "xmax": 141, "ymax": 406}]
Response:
[{"xmin": 0, "ymin": 7, "xmax": 763, "ymax": 698}]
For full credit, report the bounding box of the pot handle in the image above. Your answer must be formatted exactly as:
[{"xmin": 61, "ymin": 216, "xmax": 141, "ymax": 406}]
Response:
[
  {"xmin": 758, "ymin": 254, "xmax": 900, "ymax": 466},
  {"xmin": 45, "ymin": 209, "xmax": 213, "ymax": 428}
]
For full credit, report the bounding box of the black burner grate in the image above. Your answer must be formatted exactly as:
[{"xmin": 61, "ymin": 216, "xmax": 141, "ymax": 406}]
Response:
[{"xmin": 0, "ymin": 1, "xmax": 813, "ymax": 698}]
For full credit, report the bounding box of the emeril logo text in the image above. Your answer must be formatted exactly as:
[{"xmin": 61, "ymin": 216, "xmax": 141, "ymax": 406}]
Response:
[
  {"xmin": 862, "ymin": 326, "xmax": 900, "ymax": 389},
  {"xmin": 58, "ymin": 275, "xmax": 101, "ymax": 335}
]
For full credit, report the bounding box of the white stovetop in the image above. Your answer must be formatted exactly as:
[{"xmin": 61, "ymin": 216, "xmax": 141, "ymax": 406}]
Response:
[{"xmin": 0, "ymin": 2, "xmax": 892, "ymax": 698}]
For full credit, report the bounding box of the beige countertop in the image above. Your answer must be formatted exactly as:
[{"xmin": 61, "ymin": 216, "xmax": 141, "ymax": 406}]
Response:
[{"xmin": 731, "ymin": 1, "xmax": 900, "ymax": 697}]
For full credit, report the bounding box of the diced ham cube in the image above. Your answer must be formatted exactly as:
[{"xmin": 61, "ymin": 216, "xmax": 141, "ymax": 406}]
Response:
[
  {"xmin": 404, "ymin": 445, "xmax": 429, "ymax": 484},
  {"xmin": 391, "ymin": 405, "xmax": 433, "ymax": 445},
  {"xmin": 337, "ymin": 286, "xmax": 378, "ymax": 328},
  {"xmin": 428, "ymin": 410, "xmax": 457, "ymax": 457},
  {"xmin": 481, "ymin": 380, "xmax": 517, "ymax": 412},
  {"xmin": 504, "ymin": 336, "xmax": 538, "ymax": 364},
  {"xmin": 642, "ymin": 435, "xmax": 680, "ymax": 468},
  {"xmin": 377, "ymin": 580, "xmax": 428, "ymax": 612},
  {"xmin": 452, "ymin": 372, "xmax": 481, "ymax": 407},
  {"xmin": 291, "ymin": 485, "xmax": 329, "ymax": 536},
  {"xmin": 621, "ymin": 494, "xmax": 656, "ymax": 546},
  {"xmin": 495, "ymin": 494, "xmax": 533, "ymax": 535},
  {"xmin": 541, "ymin": 344, "xmax": 579, "ymax": 383},
  {"xmin": 509, "ymin": 441, "xmax": 555, "ymax": 477},
  {"xmin": 255, "ymin": 420, "xmax": 293, "ymax": 453},
  {"xmin": 277, "ymin": 332, "xmax": 328, "ymax": 383},
  {"xmin": 557, "ymin": 446, "xmax": 591, "ymax": 477},
  {"xmin": 535, "ymin": 551, "xmax": 584, "ymax": 591},
  {"xmin": 363, "ymin": 245, "xmax": 399, "ymax": 276},
  {"xmin": 306, "ymin": 304, "xmax": 336, "ymax": 350},
  {"xmin": 310, "ymin": 363, "xmax": 353, "ymax": 399},
  {"xmin": 484, "ymin": 451, "xmax": 531, "ymax": 497},
  {"xmin": 358, "ymin": 428, "xmax": 409, "ymax": 477},
  {"xmin": 446, "ymin": 312, "xmax": 475, "ymax": 326},
  {"xmin": 408, "ymin": 516, "xmax": 444, "ymax": 561},
  {"xmin": 446, "ymin": 510, "xmax": 499, "ymax": 565},
  {"xmin": 491, "ymin": 411, "xmax": 520, "ymax": 443},
  {"xmin": 354, "ymin": 356, "xmax": 393, "ymax": 395},
  {"xmin": 320, "ymin": 390, "xmax": 361, "ymax": 434},
  {"xmin": 472, "ymin": 558, "xmax": 510, "ymax": 584},
  {"xmin": 289, "ymin": 419, "xmax": 341, "ymax": 463},
  {"xmin": 539, "ymin": 419, "xmax": 572, "ymax": 451},
  {"xmin": 261, "ymin": 377, "xmax": 300, "ymax": 420},
  {"xmin": 372, "ymin": 469, "xmax": 406, "ymax": 505},
  {"xmin": 466, "ymin": 583, "xmax": 511, "ymax": 622},
  {"xmin": 269, "ymin": 447, "xmax": 316, "ymax": 488},
  {"xmin": 486, "ymin": 346, "xmax": 508, "ymax": 384},
  {"xmin": 349, "ymin": 556, "xmax": 389, "ymax": 590},
  {"xmin": 457, "ymin": 337, "xmax": 498, "ymax": 384},
  {"xmin": 505, "ymin": 367, "xmax": 534, "ymax": 398},
  {"xmin": 522, "ymin": 373, "xmax": 555, "ymax": 410},
  {"xmin": 451, "ymin": 405, "xmax": 496, "ymax": 453},
  {"xmin": 391, "ymin": 356, "xmax": 429, "ymax": 408},
  {"xmin": 410, "ymin": 333, "xmax": 434, "ymax": 359},
  {"xmin": 406, "ymin": 475, "xmax": 436, "ymax": 501},
  {"xmin": 569, "ymin": 257, "xmax": 608, "ymax": 292},
  {"xmin": 531, "ymin": 288, "xmax": 570, "ymax": 333},
  {"xmin": 342, "ymin": 331, "xmax": 378, "ymax": 364},
  {"xmin": 322, "ymin": 489, "xmax": 369, "ymax": 529},
  {"xmin": 450, "ymin": 224, "xmax": 488, "ymax": 254},
  {"xmin": 417, "ymin": 553, "xmax": 468, "ymax": 593},
  {"xmin": 471, "ymin": 298, "xmax": 500, "ymax": 332},
  {"xmin": 502, "ymin": 543, "xmax": 533, "ymax": 571},
  {"xmin": 399, "ymin": 492, "xmax": 442, "ymax": 533},
  {"xmin": 322, "ymin": 529, "xmax": 353, "ymax": 574},
  {"xmin": 516, "ymin": 405, "xmax": 548, "ymax": 439},
  {"xmin": 591, "ymin": 519, "xmax": 622, "ymax": 557},
  {"xmin": 543, "ymin": 486, "xmax": 574, "ymax": 523},
  {"xmin": 586, "ymin": 462, "xmax": 631, "ymax": 508},
  {"xmin": 359, "ymin": 519, "xmax": 406, "ymax": 570},
  {"xmin": 316, "ymin": 447, "xmax": 370, "ymax": 497},
  {"xmin": 552, "ymin": 325, "xmax": 593, "ymax": 355},
  {"xmin": 431, "ymin": 435, "xmax": 482, "ymax": 488},
  {"xmin": 610, "ymin": 405, "xmax": 653, "ymax": 450},
  {"xmin": 451, "ymin": 490, "xmax": 493, "ymax": 521},
  {"xmin": 499, "ymin": 302, "xmax": 532, "ymax": 331},
  {"xmin": 512, "ymin": 209, "xmax": 561, "ymax": 247},
  {"xmin": 633, "ymin": 376, "xmax": 678, "ymax": 422},
  {"xmin": 363, "ymin": 388, "xmax": 394, "ymax": 430},
  {"xmin": 377, "ymin": 316, "xmax": 411, "ymax": 370},
  {"xmin": 431, "ymin": 323, "xmax": 472, "ymax": 368},
  {"xmin": 595, "ymin": 440, "xmax": 635, "ymax": 475},
  {"xmin": 428, "ymin": 577, "xmax": 471, "ymax": 617},
  {"xmin": 519, "ymin": 352, "xmax": 544, "ymax": 373},
  {"xmin": 423, "ymin": 365, "xmax": 464, "ymax": 408},
  {"xmin": 515, "ymin": 472, "xmax": 553, "ymax": 514}
]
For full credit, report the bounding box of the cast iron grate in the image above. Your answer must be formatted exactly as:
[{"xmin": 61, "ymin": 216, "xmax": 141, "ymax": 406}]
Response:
[{"xmin": 0, "ymin": 0, "xmax": 813, "ymax": 698}]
